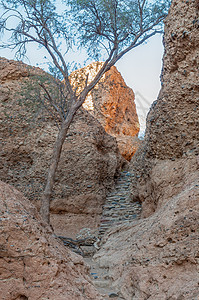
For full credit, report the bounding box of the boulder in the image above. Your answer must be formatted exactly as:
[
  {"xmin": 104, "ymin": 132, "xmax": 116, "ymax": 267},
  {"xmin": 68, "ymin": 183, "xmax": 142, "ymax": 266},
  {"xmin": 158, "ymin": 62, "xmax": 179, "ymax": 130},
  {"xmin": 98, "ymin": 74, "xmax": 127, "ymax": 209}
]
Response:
[{"xmin": 0, "ymin": 181, "xmax": 102, "ymax": 300}]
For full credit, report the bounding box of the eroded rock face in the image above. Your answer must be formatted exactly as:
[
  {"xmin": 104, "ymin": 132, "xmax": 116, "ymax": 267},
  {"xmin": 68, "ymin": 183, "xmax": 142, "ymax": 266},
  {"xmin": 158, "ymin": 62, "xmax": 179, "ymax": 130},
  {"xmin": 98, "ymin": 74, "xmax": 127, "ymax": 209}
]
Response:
[
  {"xmin": 144, "ymin": 1, "xmax": 199, "ymax": 160},
  {"xmin": 70, "ymin": 62, "xmax": 140, "ymax": 160},
  {"xmin": 0, "ymin": 57, "xmax": 124, "ymax": 237},
  {"xmin": 0, "ymin": 181, "xmax": 102, "ymax": 300},
  {"xmin": 94, "ymin": 1, "xmax": 199, "ymax": 299},
  {"xmin": 130, "ymin": 0, "xmax": 199, "ymax": 216},
  {"xmin": 95, "ymin": 157, "xmax": 199, "ymax": 300}
]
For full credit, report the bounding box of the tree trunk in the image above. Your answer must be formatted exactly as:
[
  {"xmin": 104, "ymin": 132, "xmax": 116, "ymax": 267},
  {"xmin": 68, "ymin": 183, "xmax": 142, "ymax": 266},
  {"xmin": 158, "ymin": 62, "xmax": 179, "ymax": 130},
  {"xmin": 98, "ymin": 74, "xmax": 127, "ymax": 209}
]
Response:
[
  {"xmin": 39, "ymin": 67, "xmax": 110, "ymax": 224},
  {"xmin": 40, "ymin": 110, "xmax": 75, "ymax": 224}
]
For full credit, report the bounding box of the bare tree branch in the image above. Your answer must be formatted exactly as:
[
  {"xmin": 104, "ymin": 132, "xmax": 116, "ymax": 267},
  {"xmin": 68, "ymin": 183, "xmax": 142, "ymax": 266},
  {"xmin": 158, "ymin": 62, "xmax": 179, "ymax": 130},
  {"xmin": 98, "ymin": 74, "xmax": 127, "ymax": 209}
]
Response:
[{"xmin": 39, "ymin": 83, "xmax": 65, "ymax": 122}]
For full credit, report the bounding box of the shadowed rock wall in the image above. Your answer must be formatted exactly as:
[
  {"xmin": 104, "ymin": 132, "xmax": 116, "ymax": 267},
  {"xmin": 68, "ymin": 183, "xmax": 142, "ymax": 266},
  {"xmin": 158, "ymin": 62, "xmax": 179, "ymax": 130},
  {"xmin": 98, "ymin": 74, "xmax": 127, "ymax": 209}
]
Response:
[
  {"xmin": 0, "ymin": 181, "xmax": 102, "ymax": 299},
  {"xmin": 130, "ymin": 0, "xmax": 199, "ymax": 216}
]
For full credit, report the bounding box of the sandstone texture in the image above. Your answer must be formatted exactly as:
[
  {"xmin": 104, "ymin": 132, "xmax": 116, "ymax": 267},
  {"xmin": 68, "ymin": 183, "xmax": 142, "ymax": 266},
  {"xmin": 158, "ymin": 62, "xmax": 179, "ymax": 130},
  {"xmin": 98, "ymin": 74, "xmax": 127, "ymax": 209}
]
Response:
[
  {"xmin": 70, "ymin": 62, "xmax": 140, "ymax": 160},
  {"xmin": 94, "ymin": 1, "xmax": 199, "ymax": 299},
  {"xmin": 95, "ymin": 156, "xmax": 199, "ymax": 299},
  {"xmin": 0, "ymin": 57, "xmax": 124, "ymax": 237},
  {"xmin": 0, "ymin": 181, "xmax": 102, "ymax": 300},
  {"xmin": 130, "ymin": 0, "xmax": 199, "ymax": 217}
]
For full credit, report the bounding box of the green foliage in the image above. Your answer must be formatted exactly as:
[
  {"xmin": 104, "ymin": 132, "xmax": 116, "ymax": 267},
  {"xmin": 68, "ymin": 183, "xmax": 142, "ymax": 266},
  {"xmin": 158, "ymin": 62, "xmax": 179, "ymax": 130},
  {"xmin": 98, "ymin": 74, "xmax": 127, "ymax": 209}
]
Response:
[
  {"xmin": 0, "ymin": 0, "xmax": 71, "ymax": 60},
  {"xmin": 66, "ymin": 0, "xmax": 171, "ymax": 60},
  {"xmin": 18, "ymin": 72, "xmax": 69, "ymax": 128},
  {"xmin": 1, "ymin": 0, "xmax": 171, "ymax": 64}
]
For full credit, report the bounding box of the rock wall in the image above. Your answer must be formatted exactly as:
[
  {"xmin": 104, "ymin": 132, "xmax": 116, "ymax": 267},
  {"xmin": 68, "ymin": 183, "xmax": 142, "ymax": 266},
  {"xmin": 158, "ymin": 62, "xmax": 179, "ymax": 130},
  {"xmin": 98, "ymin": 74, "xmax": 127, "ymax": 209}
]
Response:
[
  {"xmin": 130, "ymin": 0, "xmax": 199, "ymax": 216},
  {"xmin": 95, "ymin": 156, "xmax": 199, "ymax": 299},
  {"xmin": 94, "ymin": 1, "xmax": 199, "ymax": 299},
  {"xmin": 0, "ymin": 57, "xmax": 124, "ymax": 237},
  {"xmin": 70, "ymin": 62, "xmax": 140, "ymax": 160},
  {"xmin": 0, "ymin": 181, "xmax": 102, "ymax": 300},
  {"xmin": 144, "ymin": 0, "xmax": 199, "ymax": 160}
]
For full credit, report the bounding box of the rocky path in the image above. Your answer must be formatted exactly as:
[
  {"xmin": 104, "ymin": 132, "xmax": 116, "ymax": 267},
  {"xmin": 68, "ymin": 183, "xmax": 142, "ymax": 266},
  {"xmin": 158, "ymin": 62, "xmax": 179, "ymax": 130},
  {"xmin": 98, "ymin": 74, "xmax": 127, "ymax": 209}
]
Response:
[
  {"xmin": 85, "ymin": 170, "xmax": 142, "ymax": 299},
  {"xmin": 85, "ymin": 257, "xmax": 124, "ymax": 299},
  {"xmin": 98, "ymin": 170, "xmax": 142, "ymax": 237}
]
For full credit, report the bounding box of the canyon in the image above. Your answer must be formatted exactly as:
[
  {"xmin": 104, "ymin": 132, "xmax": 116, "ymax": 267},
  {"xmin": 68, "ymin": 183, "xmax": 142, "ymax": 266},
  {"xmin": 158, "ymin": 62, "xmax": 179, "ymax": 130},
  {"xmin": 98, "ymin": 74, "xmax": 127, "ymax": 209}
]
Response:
[{"xmin": 0, "ymin": 0, "xmax": 199, "ymax": 299}]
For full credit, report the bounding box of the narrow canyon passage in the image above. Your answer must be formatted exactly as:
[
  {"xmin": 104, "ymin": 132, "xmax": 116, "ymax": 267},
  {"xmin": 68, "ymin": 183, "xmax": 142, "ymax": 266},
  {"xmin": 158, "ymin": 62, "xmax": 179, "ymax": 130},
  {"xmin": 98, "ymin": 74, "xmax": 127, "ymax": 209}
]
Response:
[
  {"xmin": 98, "ymin": 170, "xmax": 142, "ymax": 237},
  {"xmin": 85, "ymin": 256, "xmax": 124, "ymax": 299},
  {"xmin": 0, "ymin": 1, "xmax": 198, "ymax": 298},
  {"xmin": 82, "ymin": 168, "xmax": 142, "ymax": 299}
]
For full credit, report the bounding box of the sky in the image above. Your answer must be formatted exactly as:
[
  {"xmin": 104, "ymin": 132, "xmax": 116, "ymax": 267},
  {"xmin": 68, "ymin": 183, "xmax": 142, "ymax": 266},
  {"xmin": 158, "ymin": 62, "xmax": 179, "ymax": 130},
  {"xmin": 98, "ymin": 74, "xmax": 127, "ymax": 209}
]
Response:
[
  {"xmin": 116, "ymin": 34, "xmax": 164, "ymax": 134},
  {"xmin": 0, "ymin": 5, "xmax": 165, "ymax": 136}
]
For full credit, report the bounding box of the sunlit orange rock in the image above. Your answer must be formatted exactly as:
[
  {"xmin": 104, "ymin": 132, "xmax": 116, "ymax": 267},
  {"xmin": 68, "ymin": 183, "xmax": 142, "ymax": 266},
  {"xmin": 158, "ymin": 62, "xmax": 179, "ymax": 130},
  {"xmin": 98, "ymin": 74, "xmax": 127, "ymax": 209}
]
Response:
[{"xmin": 70, "ymin": 62, "xmax": 140, "ymax": 160}]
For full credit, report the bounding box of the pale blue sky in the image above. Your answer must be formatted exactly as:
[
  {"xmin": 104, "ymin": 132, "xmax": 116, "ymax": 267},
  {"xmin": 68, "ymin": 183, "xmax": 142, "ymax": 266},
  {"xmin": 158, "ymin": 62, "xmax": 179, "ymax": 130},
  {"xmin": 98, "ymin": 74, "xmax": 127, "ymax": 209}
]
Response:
[{"xmin": 116, "ymin": 34, "xmax": 164, "ymax": 133}]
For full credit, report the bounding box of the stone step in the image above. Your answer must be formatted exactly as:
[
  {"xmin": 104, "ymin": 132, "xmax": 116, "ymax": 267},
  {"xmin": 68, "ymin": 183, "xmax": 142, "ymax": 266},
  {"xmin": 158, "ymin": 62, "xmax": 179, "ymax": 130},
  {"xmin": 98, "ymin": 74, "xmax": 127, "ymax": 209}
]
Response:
[
  {"xmin": 102, "ymin": 211, "xmax": 140, "ymax": 216},
  {"xmin": 100, "ymin": 216, "xmax": 139, "ymax": 225},
  {"xmin": 99, "ymin": 170, "xmax": 142, "ymax": 237},
  {"xmin": 103, "ymin": 204, "xmax": 141, "ymax": 208},
  {"xmin": 102, "ymin": 211, "xmax": 139, "ymax": 214},
  {"xmin": 102, "ymin": 208, "xmax": 141, "ymax": 214},
  {"xmin": 104, "ymin": 206, "xmax": 137, "ymax": 209},
  {"xmin": 93, "ymin": 279, "xmax": 111, "ymax": 288},
  {"xmin": 92, "ymin": 280, "xmax": 112, "ymax": 289}
]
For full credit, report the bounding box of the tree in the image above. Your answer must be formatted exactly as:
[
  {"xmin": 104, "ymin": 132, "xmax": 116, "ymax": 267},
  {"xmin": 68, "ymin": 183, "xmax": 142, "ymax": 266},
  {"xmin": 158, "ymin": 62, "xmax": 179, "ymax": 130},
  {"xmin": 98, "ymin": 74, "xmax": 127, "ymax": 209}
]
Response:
[{"xmin": 0, "ymin": 0, "xmax": 171, "ymax": 224}]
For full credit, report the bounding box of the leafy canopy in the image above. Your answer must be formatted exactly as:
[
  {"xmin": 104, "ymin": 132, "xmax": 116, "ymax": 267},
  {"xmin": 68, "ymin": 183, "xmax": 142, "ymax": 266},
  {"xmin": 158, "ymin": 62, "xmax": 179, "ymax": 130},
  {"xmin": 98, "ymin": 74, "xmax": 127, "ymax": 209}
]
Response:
[
  {"xmin": 0, "ymin": 0, "xmax": 171, "ymax": 67},
  {"xmin": 0, "ymin": 0, "xmax": 71, "ymax": 61},
  {"xmin": 66, "ymin": 0, "xmax": 171, "ymax": 60}
]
